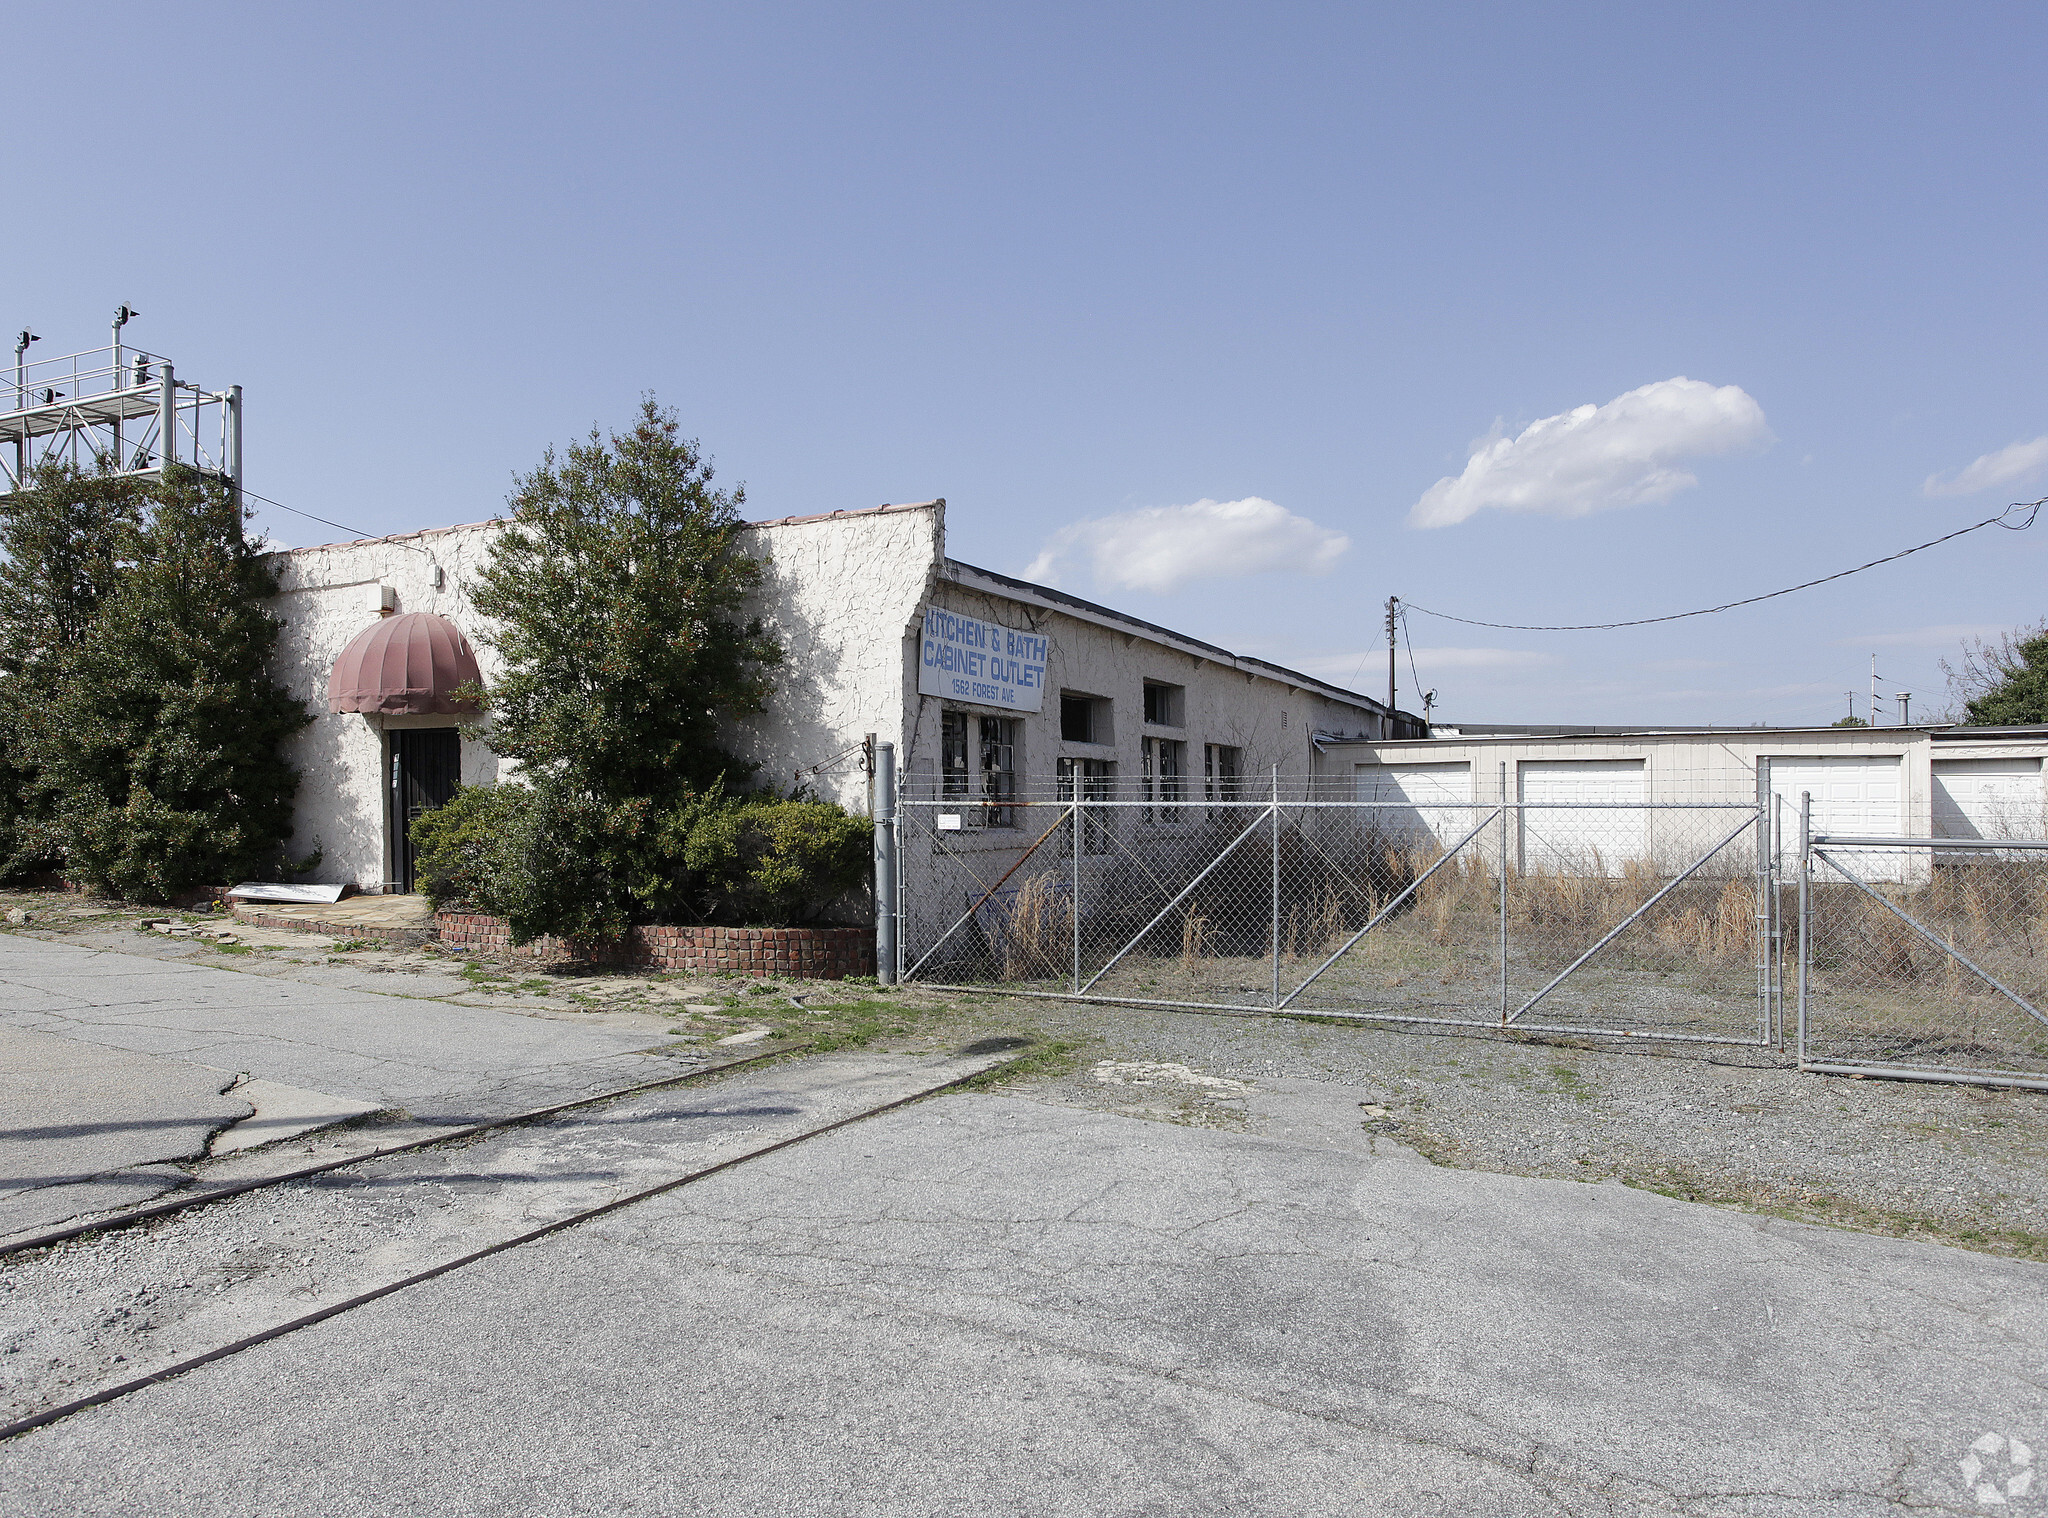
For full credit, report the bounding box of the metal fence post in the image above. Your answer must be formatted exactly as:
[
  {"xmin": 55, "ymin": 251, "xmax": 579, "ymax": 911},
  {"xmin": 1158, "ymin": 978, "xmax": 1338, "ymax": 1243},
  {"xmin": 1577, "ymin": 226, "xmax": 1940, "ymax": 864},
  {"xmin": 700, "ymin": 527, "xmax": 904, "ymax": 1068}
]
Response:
[
  {"xmin": 1498, "ymin": 760, "xmax": 1510, "ymax": 1025},
  {"xmin": 1271, "ymin": 765, "xmax": 1281, "ymax": 1009},
  {"xmin": 1755, "ymin": 760, "xmax": 1772, "ymax": 1046},
  {"xmin": 873, "ymin": 742, "xmax": 898, "ymax": 985},
  {"xmin": 1071, "ymin": 795, "xmax": 1082, "ymax": 994},
  {"xmin": 1796, "ymin": 790, "xmax": 1811, "ymax": 1062}
]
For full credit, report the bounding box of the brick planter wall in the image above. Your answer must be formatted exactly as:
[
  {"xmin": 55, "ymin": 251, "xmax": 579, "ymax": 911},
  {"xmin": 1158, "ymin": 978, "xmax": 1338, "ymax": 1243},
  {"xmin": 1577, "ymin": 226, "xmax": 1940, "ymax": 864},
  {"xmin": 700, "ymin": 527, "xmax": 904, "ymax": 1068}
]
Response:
[{"xmin": 433, "ymin": 913, "xmax": 875, "ymax": 979}]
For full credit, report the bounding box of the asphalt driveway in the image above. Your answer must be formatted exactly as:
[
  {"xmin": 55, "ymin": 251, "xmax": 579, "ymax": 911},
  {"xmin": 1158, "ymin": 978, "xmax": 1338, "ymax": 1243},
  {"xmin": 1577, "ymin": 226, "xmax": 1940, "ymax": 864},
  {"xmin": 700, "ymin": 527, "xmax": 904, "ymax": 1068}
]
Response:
[{"xmin": 5, "ymin": 1090, "xmax": 2039, "ymax": 1516}]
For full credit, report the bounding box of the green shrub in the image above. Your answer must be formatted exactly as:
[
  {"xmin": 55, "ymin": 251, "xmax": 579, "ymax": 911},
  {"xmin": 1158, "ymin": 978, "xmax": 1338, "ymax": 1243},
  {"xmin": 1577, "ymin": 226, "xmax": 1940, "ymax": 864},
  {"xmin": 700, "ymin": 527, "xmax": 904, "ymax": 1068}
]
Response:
[
  {"xmin": 414, "ymin": 781, "xmax": 870, "ymax": 941},
  {"xmin": 409, "ymin": 784, "xmax": 518, "ymax": 910},
  {"xmin": 410, "ymin": 779, "xmax": 642, "ymax": 944},
  {"xmin": 670, "ymin": 793, "xmax": 873, "ymax": 927},
  {"xmin": 489, "ymin": 778, "xmax": 646, "ymax": 945}
]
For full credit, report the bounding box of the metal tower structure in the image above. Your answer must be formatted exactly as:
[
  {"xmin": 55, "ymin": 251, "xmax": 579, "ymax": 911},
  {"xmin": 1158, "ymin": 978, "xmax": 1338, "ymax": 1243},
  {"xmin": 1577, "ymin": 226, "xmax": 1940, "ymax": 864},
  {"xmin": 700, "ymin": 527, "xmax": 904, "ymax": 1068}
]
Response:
[{"xmin": 1, "ymin": 308, "xmax": 241, "ymax": 495}]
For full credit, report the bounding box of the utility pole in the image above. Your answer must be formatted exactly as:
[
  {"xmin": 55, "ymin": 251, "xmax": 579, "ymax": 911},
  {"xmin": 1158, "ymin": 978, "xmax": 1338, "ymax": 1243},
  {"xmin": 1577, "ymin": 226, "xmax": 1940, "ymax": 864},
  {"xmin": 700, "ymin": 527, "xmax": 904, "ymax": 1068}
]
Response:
[
  {"xmin": 1385, "ymin": 596, "xmax": 1398, "ymax": 713},
  {"xmin": 1870, "ymin": 654, "xmax": 1882, "ymax": 727},
  {"xmin": 110, "ymin": 305, "xmax": 136, "ymax": 470}
]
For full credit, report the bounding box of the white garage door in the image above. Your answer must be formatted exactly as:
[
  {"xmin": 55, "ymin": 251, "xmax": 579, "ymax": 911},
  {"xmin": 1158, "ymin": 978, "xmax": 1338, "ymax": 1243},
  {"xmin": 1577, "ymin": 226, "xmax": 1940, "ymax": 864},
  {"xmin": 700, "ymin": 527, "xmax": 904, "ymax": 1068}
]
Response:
[
  {"xmin": 1933, "ymin": 757, "xmax": 2044, "ymax": 841},
  {"xmin": 1518, "ymin": 760, "xmax": 1646, "ymax": 875},
  {"xmin": 1766, "ymin": 756, "xmax": 1903, "ymax": 847},
  {"xmin": 1355, "ymin": 762, "xmax": 1474, "ymax": 851}
]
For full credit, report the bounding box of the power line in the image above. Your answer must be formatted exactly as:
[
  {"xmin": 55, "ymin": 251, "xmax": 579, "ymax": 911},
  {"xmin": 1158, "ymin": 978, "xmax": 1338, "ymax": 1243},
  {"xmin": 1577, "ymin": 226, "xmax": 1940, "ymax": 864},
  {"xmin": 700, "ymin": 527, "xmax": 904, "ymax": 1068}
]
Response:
[
  {"xmin": 1402, "ymin": 498, "xmax": 2044, "ymax": 632},
  {"xmin": 238, "ymin": 486, "xmax": 433, "ymax": 557}
]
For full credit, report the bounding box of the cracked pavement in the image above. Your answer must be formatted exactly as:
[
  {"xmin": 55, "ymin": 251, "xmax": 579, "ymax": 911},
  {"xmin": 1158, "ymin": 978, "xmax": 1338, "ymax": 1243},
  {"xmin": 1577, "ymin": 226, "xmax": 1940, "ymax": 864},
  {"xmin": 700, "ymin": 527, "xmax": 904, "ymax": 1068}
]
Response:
[
  {"xmin": 0, "ymin": 1049, "xmax": 1012, "ymax": 1432},
  {"xmin": 4, "ymin": 1089, "xmax": 2042, "ymax": 1516},
  {"xmin": 3, "ymin": 902, "xmax": 2046, "ymax": 1512},
  {"xmin": 0, "ymin": 932, "xmax": 699, "ymax": 1238}
]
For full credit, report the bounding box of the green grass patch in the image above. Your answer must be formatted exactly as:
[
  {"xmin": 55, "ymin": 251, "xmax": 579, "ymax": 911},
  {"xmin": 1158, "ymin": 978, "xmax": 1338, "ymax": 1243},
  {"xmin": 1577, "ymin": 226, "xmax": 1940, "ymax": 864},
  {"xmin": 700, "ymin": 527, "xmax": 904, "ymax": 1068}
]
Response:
[
  {"xmin": 797, "ymin": 998, "xmax": 926, "ymax": 1052},
  {"xmin": 1549, "ymin": 1064, "xmax": 1595, "ymax": 1102},
  {"xmin": 955, "ymin": 1038, "xmax": 1086, "ymax": 1089},
  {"xmin": 1618, "ymin": 1163, "xmax": 2048, "ymax": 1264}
]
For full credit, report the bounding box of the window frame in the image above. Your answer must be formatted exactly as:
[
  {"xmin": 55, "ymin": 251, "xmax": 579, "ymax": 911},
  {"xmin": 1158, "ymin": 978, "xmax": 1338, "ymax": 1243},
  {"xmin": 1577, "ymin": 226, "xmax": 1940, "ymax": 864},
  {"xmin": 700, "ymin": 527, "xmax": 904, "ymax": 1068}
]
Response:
[
  {"xmin": 1060, "ymin": 691, "xmax": 1111, "ymax": 745},
  {"xmin": 1057, "ymin": 755, "xmax": 1116, "ymax": 853},
  {"xmin": 1204, "ymin": 743, "xmax": 1242, "ymax": 815},
  {"xmin": 940, "ymin": 710, "xmax": 970, "ymax": 800},
  {"xmin": 1143, "ymin": 735, "xmax": 1186, "ymax": 822},
  {"xmin": 978, "ymin": 713, "xmax": 1021, "ymax": 829},
  {"xmin": 1142, "ymin": 681, "xmax": 1185, "ymax": 728}
]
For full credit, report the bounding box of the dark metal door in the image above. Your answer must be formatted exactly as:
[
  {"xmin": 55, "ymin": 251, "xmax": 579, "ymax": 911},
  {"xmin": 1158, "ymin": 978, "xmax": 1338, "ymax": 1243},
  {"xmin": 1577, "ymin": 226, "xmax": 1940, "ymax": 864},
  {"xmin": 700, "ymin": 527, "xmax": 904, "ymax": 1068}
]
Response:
[{"xmin": 391, "ymin": 729, "xmax": 461, "ymax": 893}]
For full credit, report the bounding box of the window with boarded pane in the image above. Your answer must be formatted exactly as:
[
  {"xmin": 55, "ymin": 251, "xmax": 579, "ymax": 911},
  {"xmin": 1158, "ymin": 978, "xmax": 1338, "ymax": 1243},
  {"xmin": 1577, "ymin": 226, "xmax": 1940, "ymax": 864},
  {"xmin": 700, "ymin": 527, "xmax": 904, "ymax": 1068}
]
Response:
[
  {"xmin": 979, "ymin": 715, "xmax": 1019, "ymax": 828},
  {"xmin": 1143, "ymin": 736, "xmax": 1185, "ymax": 821},
  {"xmin": 940, "ymin": 710, "xmax": 969, "ymax": 799},
  {"xmin": 1204, "ymin": 743, "xmax": 1241, "ymax": 813}
]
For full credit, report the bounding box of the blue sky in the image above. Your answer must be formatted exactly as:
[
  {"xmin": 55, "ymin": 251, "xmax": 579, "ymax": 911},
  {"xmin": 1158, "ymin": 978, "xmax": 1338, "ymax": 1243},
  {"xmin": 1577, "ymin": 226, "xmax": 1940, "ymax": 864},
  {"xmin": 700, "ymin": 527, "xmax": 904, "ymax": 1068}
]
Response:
[{"xmin": 10, "ymin": 2, "xmax": 2047, "ymax": 725}]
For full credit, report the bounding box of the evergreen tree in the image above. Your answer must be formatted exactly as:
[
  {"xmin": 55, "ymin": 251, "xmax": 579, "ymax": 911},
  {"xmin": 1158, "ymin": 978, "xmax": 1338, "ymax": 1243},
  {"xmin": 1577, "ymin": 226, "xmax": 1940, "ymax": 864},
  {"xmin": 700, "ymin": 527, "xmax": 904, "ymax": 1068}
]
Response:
[
  {"xmin": 23, "ymin": 467, "xmax": 309, "ymax": 899},
  {"xmin": 0, "ymin": 464, "xmax": 148, "ymax": 877},
  {"xmin": 464, "ymin": 400, "xmax": 783, "ymax": 941},
  {"xmin": 471, "ymin": 397, "xmax": 782, "ymax": 799},
  {"xmin": 1963, "ymin": 630, "xmax": 2048, "ymax": 725}
]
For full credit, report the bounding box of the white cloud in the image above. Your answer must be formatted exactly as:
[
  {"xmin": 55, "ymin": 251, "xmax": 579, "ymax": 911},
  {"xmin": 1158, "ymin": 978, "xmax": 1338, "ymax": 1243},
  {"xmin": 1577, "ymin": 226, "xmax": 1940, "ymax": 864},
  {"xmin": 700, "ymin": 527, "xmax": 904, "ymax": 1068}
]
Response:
[
  {"xmin": 1409, "ymin": 377, "xmax": 1772, "ymax": 528},
  {"xmin": 1284, "ymin": 647, "xmax": 1554, "ymax": 682},
  {"xmin": 1833, "ymin": 623, "xmax": 2003, "ymax": 649},
  {"xmin": 1923, "ymin": 437, "xmax": 2048, "ymax": 497},
  {"xmin": 1408, "ymin": 647, "xmax": 1556, "ymax": 671},
  {"xmin": 1025, "ymin": 497, "xmax": 1349, "ymax": 595}
]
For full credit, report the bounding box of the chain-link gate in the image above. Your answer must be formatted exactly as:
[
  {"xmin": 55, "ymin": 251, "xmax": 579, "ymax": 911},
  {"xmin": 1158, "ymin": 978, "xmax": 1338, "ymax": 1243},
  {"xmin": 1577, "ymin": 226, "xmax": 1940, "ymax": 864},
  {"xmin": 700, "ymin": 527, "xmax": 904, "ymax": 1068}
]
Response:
[
  {"xmin": 896, "ymin": 781, "xmax": 1777, "ymax": 1049},
  {"xmin": 1798, "ymin": 823, "xmax": 2048, "ymax": 1091}
]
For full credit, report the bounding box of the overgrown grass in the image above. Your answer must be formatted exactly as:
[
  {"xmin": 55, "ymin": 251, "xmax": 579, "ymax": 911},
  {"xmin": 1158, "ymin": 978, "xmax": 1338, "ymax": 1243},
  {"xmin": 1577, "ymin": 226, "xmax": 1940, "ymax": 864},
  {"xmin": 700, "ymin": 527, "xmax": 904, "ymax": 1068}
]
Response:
[
  {"xmin": 1618, "ymin": 1162, "xmax": 2048, "ymax": 1263},
  {"xmin": 792, "ymin": 998, "xmax": 924, "ymax": 1053}
]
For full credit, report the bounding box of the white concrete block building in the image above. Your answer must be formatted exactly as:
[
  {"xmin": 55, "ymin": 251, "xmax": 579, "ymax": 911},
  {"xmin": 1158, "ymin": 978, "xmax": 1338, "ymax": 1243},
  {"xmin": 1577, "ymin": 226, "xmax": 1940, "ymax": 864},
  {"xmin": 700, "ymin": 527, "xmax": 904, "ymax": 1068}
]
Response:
[
  {"xmin": 1312, "ymin": 723, "xmax": 2048, "ymax": 879},
  {"xmin": 266, "ymin": 499, "xmax": 1413, "ymax": 899}
]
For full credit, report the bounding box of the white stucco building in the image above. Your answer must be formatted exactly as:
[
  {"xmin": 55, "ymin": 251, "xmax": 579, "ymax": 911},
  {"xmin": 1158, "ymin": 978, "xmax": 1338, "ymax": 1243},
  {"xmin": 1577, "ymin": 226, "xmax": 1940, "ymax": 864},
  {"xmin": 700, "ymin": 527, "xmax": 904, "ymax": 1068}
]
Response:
[{"xmin": 267, "ymin": 499, "xmax": 1416, "ymax": 899}]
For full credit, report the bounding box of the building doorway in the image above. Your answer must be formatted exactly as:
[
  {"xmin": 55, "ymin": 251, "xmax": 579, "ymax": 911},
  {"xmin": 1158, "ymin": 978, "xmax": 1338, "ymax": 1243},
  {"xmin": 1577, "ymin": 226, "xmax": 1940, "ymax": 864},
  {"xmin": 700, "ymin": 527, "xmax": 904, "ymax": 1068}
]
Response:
[{"xmin": 390, "ymin": 728, "xmax": 461, "ymax": 893}]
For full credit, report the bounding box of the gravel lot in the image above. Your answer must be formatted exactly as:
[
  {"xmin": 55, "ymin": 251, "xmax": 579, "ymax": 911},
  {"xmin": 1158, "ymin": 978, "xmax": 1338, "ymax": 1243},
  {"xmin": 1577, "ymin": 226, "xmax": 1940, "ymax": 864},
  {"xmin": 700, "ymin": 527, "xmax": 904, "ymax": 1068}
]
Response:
[
  {"xmin": 6, "ymin": 886, "xmax": 2044, "ymax": 1264},
  {"xmin": 949, "ymin": 998, "xmax": 2048, "ymax": 1262}
]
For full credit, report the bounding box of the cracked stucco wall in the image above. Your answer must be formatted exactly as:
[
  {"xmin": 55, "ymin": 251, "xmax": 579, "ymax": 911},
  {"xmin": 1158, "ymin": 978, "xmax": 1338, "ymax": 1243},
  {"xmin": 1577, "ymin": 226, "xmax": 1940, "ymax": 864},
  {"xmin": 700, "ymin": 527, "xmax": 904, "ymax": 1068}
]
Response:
[
  {"xmin": 265, "ymin": 506, "xmax": 942, "ymax": 891},
  {"xmin": 265, "ymin": 498, "xmax": 1391, "ymax": 908},
  {"xmin": 893, "ymin": 561, "xmax": 1392, "ymax": 928}
]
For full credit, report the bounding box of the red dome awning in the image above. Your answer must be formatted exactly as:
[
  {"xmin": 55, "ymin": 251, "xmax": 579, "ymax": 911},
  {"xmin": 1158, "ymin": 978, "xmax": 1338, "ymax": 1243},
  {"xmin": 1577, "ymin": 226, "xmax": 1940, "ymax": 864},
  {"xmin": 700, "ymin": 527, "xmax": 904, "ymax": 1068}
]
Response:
[{"xmin": 327, "ymin": 612, "xmax": 483, "ymax": 717}]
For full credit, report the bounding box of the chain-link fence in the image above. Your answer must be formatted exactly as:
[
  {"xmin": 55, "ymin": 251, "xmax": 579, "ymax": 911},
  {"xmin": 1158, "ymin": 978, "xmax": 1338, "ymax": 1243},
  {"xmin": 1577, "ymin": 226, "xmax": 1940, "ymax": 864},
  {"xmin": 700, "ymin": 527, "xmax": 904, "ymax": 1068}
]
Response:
[
  {"xmin": 897, "ymin": 783, "xmax": 1776, "ymax": 1048},
  {"xmin": 1799, "ymin": 835, "xmax": 2048, "ymax": 1089}
]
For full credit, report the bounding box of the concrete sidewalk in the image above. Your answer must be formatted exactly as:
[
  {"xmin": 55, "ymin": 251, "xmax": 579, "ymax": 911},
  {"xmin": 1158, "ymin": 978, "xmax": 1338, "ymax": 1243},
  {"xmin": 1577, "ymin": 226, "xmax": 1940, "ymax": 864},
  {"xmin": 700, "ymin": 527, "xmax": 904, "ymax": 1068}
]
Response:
[
  {"xmin": 0, "ymin": 935, "xmax": 684, "ymax": 1236},
  {"xmin": 5, "ymin": 1091, "xmax": 2040, "ymax": 1516}
]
